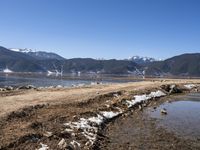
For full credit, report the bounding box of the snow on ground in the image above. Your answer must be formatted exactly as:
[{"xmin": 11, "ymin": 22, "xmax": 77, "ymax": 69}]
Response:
[
  {"xmin": 88, "ymin": 114, "xmax": 104, "ymax": 125},
  {"xmin": 149, "ymin": 90, "xmax": 166, "ymax": 97},
  {"xmin": 64, "ymin": 117, "xmax": 100, "ymax": 146},
  {"xmin": 126, "ymin": 90, "xmax": 166, "ymax": 108},
  {"xmin": 38, "ymin": 143, "xmax": 49, "ymax": 150},
  {"xmin": 56, "ymin": 90, "xmax": 166, "ymax": 148},
  {"xmin": 100, "ymin": 111, "xmax": 121, "ymax": 119},
  {"xmin": 3, "ymin": 68, "xmax": 13, "ymax": 73},
  {"xmin": 184, "ymin": 84, "xmax": 196, "ymax": 89}
]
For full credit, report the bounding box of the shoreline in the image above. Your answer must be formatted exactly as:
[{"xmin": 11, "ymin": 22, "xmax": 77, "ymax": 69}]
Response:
[
  {"xmin": 0, "ymin": 79, "xmax": 199, "ymax": 118},
  {"xmin": 0, "ymin": 79, "xmax": 200, "ymax": 149},
  {"xmin": 98, "ymin": 93, "xmax": 200, "ymax": 150}
]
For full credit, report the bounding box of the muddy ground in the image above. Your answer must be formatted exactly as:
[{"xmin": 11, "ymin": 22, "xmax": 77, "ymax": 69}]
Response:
[
  {"xmin": 97, "ymin": 95, "xmax": 200, "ymax": 150},
  {"xmin": 0, "ymin": 79, "xmax": 200, "ymax": 149}
]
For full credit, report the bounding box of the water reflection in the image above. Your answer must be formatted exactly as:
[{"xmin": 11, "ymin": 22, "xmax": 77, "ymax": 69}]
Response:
[
  {"xmin": 0, "ymin": 73, "xmax": 138, "ymax": 87},
  {"xmin": 149, "ymin": 93, "xmax": 200, "ymax": 139}
]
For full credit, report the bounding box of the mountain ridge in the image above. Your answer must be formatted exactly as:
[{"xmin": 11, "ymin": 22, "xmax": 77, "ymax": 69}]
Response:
[
  {"xmin": 1, "ymin": 46, "xmax": 200, "ymax": 76},
  {"xmin": 10, "ymin": 48, "xmax": 65, "ymax": 60},
  {"xmin": 0, "ymin": 46, "xmax": 140, "ymax": 74},
  {"xmin": 146, "ymin": 53, "xmax": 200, "ymax": 76}
]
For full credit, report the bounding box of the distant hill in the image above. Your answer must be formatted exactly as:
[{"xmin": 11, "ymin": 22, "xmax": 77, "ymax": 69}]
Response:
[
  {"xmin": 0, "ymin": 46, "xmax": 140, "ymax": 74},
  {"xmin": 63, "ymin": 58, "xmax": 140, "ymax": 74},
  {"xmin": 10, "ymin": 48, "xmax": 65, "ymax": 60},
  {"xmin": 3, "ymin": 46, "xmax": 200, "ymax": 76},
  {"xmin": 146, "ymin": 53, "xmax": 200, "ymax": 76},
  {"xmin": 37, "ymin": 58, "xmax": 140, "ymax": 74},
  {"xmin": 0, "ymin": 46, "xmax": 45, "ymax": 72}
]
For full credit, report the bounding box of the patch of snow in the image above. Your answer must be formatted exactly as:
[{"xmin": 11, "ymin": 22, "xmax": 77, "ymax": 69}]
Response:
[
  {"xmin": 100, "ymin": 111, "xmax": 121, "ymax": 119},
  {"xmin": 126, "ymin": 90, "xmax": 166, "ymax": 108},
  {"xmin": 88, "ymin": 114, "xmax": 104, "ymax": 125},
  {"xmin": 47, "ymin": 70, "xmax": 56, "ymax": 76},
  {"xmin": 38, "ymin": 143, "xmax": 49, "ymax": 150},
  {"xmin": 3, "ymin": 68, "xmax": 13, "ymax": 73},
  {"xmin": 63, "ymin": 90, "xmax": 166, "ymax": 148},
  {"xmin": 10, "ymin": 48, "xmax": 35, "ymax": 53},
  {"xmin": 56, "ymin": 85, "xmax": 63, "ymax": 88},
  {"xmin": 143, "ymin": 57, "xmax": 147, "ymax": 61},
  {"xmin": 128, "ymin": 56, "xmax": 157, "ymax": 63},
  {"xmin": 149, "ymin": 90, "xmax": 166, "ymax": 97},
  {"xmin": 64, "ymin": 117, "xmax": 100, "ymax": 146},
  {"xmin": 184, "ymin": 84, "xmax": 196, "ymax": 89}
]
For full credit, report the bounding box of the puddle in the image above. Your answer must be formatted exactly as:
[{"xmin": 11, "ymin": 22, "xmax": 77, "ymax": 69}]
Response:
[{"xmin": 149, "ymin": 93, "xmax": 200, "ymax": 140}]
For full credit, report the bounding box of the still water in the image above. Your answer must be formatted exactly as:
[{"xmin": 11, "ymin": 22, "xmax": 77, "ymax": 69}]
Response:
[
  {"xmin": 149, "ymin": 93, "xmax": 200, "ymax": 139},
  {"xmin": 0, "ymin": 74, "xmax": 133, "ymax": 87}
]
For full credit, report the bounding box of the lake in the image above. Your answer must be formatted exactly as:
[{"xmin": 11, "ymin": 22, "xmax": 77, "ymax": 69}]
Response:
[{"xmin": 0, "ymin": 73, "xmax": 138, "ymax": 87}]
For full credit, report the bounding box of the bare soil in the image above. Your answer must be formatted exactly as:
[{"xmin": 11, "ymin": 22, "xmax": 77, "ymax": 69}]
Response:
[
  {"xmin": 97, "ymin": 95, "xmax": 200, "ymax": 150},
  {"xmin": 0, "ymin": 79, "xmax": 200, "ymax": 150}
]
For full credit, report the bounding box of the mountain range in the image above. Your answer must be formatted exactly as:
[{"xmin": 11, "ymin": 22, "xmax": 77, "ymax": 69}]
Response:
[
  {"xmin": 146, "ymin": 53, "xmax": 200, "ymax": 76},
  {"xmin": 1, "ymin": 46, "xmax": 200, "ymax": 77},
  {"xmin": 0, "ymin": 46, "xmax": 140, "ymax": 74},
  {"xmin": 10, "ymin": 48, "xmax": 65, "ymax": 60}
]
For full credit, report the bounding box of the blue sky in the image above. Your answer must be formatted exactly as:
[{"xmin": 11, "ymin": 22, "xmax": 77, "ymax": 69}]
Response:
[{"xmin": 0, "ymin": 0, "xmax": 200, "ymax": 59}]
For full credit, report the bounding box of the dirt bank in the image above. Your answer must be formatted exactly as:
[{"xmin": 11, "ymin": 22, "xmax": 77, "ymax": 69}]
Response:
[
  {"xmin": 0, "ymin": 79, "xmax": 199, "ymax": 117},
  {"xmin": 0, "ymin": 79, "xmax": 200, "ymax": 149},
  {"xmin": 98, "ymin": 95, "xmax": 200, "ymax": 150}
]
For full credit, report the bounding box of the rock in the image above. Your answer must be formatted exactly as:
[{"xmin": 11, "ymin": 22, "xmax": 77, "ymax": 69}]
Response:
[
  {"xmin": 160, "ymin": 85, "xmax": 171, "ymax": 92},
  {"xmin": 38, "ymin": 143, "xmax": 49, "ymax": 150},
  {"xmin": 4, "ymin": 86, "xmax": 13, "ymax": 91},
  {"xmin": 169, "ymin": 85, "xmax": 182, "ymax": 94},
  {"xmin": 139, "ymin": 105, "xmax": 142, "ymax": 110},
  {"xmin": 161, "ymin": 84, "xmax": 182, "ymax": 94},
  {"xmin": 58, "ymin": 138, "xmax": 67, "ymax": 149},
  {"xmin": 43, "ymin": 131, "xmax": 53, "ymax": 138},
  {"xmin": 18, "ymin": 85, "xmax": 36, "ymax": 90},
  {"xmin": 68, "ymin": 140, "xmax": 81, "ymax": 150},
  {"xmin": 143, "ymin": 103, "xmax": 147, "ymax": 107},
  {"xmin": 57, "ymin": 131, "xmax": 71, "ymax": 138},
  {"xmin": 161, "ymin": 108, "xmax": 167, "ymax": 115},
  {"xmin": 28, "ymin": 85, "xmax": 36, "ymax": 89}
]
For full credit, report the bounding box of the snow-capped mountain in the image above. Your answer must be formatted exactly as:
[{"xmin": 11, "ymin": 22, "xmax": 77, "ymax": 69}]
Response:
[
  {"xmin": 128, "ymin": 56, "xmax": 157, "ymax": 64},
  {"xmin": 10, "ymin": 48, "xmax": 65, "ymax": 60},
  {"xmin": 10, "ymin": 48, "xmax": 36, "ymax": 53}
]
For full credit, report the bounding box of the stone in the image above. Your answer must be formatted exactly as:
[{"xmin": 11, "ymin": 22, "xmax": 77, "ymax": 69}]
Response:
[
  {"xmin": 58, "ymin": 138, "xmax": 67, "ymax": 149},
  {"xmin": 43, "ymin": 131, "xmax": 53, "ymax": 138},
  {"xmin": 161, "ymin": 108, "xmax": 167, "ymax": 115},
  {"xmin": 5, "ymin": 86, "xmax": 13, "ymax": 91},
  {"xmin": 18, "ymin": 85, "xmax": 36, "ymax": 90}
]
